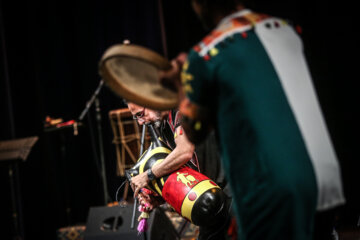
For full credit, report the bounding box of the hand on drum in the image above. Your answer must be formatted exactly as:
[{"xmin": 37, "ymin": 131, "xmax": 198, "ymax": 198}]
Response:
[
  {"xmin": 138, "ymin": 192, "xmax": 163, "ymax": 212},
  {"xmin": 130, "ymin": 171, "xmax": 149, "ymax": 197},
  {"xmin": 158, "ymin": 52, "xmax": 187, "ymax": 99}
]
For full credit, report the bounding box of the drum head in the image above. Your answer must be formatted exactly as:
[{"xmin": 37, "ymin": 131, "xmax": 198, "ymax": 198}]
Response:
[{"xmin": 99, "ymin": 44, "xmax": 178, "ymax": 110}]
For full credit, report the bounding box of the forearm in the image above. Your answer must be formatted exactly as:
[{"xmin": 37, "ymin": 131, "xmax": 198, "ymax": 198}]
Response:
[
  {"xmin": 152, "ymin": 143, "xmax": 194, "ymax": 178},
  {"xmin": 130, "ymin": 131, "xmax": 195, "ymax": 197}
]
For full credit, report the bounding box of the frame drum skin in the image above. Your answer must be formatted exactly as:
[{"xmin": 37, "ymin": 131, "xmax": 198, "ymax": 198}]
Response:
[{"xmin": 99, "ymin": 44, "xmax": 178, "ymax": 111}]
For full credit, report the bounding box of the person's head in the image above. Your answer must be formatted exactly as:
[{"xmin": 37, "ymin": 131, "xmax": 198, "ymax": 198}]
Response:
[
  {"xmin": 191, "ymin": 0, "xmax": 243, "ymax": 29},
  {"xmin": 127, "ymin": 102, "xmax": 165, "ymax": 127}
]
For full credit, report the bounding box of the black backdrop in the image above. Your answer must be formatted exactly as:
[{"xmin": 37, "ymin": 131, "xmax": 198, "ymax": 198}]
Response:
[{"xmin": 0, "ymin": 0, "xmax": 359, "ymax": 239}]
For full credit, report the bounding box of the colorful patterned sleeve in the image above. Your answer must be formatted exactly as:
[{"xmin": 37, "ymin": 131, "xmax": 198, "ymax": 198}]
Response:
[{"xmin": 180, "ymin": 49, "xmax": 214, "ymax": 120}]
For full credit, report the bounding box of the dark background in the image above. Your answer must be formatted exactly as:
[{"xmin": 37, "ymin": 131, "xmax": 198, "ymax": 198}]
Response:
[{"xmin": 0, "ymin": 0, "xmax": 358, "ymax": 239}]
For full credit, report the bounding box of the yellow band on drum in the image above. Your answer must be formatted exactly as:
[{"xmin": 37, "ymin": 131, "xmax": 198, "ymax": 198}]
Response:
[
  {"xmin": 151, "ymin": 159, "xmax": 165, "ymax": 196},
  {"xmin": 181, "ymin": 180, "xmax": 220, "ymax": 222},
  {"xmin": 139, "ymin": 147, "xmax": 171, "ymax": 174}
]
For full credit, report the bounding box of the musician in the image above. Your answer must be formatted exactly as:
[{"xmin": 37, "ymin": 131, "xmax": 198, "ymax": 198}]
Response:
[
  {"xmin": 126, "ymin": 101, "xmax": 231, "ymax": 239},
  {"xmin": 127, "ymin": 102, "xmax": 200, "ymax": 197},
  {"xmin": 159, "ymin": 0, "xmax": 345, "ymax": 239}
]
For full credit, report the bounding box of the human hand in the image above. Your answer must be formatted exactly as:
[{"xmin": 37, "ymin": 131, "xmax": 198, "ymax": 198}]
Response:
[
  {"xmin": 159, "ymin": 52, "xmax": 188, "ymax": 95},
  {"xmin": 138, "ymin": 192, "xmax": 163, "ymax": 212},
  {"xmin": 130, "ymin": 172, "xmax": 149, "ymax": 198}
]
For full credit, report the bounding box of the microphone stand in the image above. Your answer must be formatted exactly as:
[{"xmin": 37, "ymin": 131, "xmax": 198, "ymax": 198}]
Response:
[
  {"xmin": 78, "ymin": 80, "xmax": 110, "ymax": 205},
  {"xmin": 78, "ymin": 80, "xmax": 104, "ymax": 122}
]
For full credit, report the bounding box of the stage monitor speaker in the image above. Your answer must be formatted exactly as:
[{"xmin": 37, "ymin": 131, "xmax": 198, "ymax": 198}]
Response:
[{"xmin": 84, "ymin": 204, "xmax": 179, "ymax": 240}]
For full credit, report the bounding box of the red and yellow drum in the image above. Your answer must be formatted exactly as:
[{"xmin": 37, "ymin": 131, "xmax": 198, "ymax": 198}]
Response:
[{"xmin": 126, "ymin": 124, "xmax": 227, "ymax": 227}]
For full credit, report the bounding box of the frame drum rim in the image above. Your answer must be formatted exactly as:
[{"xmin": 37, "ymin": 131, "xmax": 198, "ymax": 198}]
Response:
[{"xmin": 99, "ymin": 44, "xmax": 179, "ymax": 110}]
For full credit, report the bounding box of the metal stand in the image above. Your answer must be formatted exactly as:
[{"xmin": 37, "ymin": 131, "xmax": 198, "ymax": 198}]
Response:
[
  {"xmin": 8, "ymin": 163, "xmax": 24, "ymax": 240},
  {"xmin": 78, "ymin": 80, "xmax": 104, "ymax": 121},
  {"xmin": 78, "ymin": 80, "xmax": 110, "ymax": 204},
  {"xmin": 44, "ymin": 119, "xmax": 86, "ymax": 224},
  {"xmin": 0, "ymin": 137, "xmax": 39, "ymax": 240},
  {"xmin": 95, "ymin": 97, "xmax": 109, "ymax": 204}
]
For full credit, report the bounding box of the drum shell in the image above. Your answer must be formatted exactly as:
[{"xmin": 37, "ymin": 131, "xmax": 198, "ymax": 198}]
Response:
[
  {"xmin": 126, "ymin": 143, "xmax": 223, "ymax": 225},
  {"xmin": 161, "ymin": 167, "xmax": 220, "ymax": 224}
]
